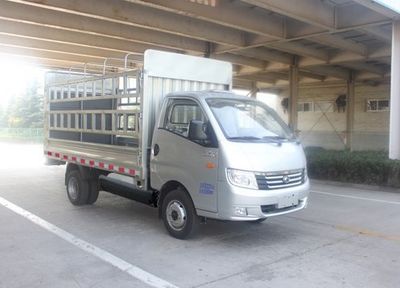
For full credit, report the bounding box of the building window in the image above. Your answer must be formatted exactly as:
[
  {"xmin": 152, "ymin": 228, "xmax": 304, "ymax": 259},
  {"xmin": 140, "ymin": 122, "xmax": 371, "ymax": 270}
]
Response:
[
  {"xmin": 314, "ymin": 101, "xmax": 334, "ymax": 112},
  {"xmin": 366, "ymin": 99, "xmax": 390, "ymax": 112},
  {"xmin": 297, "ymin": 102, "xmax": 313, "ymax": 112}
]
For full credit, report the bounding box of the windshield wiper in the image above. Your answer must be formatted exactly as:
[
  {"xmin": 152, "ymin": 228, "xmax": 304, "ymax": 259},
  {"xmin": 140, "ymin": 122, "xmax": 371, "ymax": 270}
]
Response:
[
  {"xmin": 227, "ymin": 136, "xmax": 262, "ymax": 140},
  {"xmin": 261, "ymin": 136, "xmax": 285, "ymax": 145},
  {"xmin": 262, "ymin": 136, "xmax": 300, "ymax": 144}
]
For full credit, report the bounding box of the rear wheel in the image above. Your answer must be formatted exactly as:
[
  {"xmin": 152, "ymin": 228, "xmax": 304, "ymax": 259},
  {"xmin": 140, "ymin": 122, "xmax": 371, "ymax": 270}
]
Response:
[
  {"xmin": 87, "ymin": 180, "xmax": 99, "ymax": 205},
  {"xmin": 162, "ymin": 188, "xmax": 199, "ymax": 239},
  {"xmin": 66, "ymin": 170, "xmax": 89, "ymax": 205}
]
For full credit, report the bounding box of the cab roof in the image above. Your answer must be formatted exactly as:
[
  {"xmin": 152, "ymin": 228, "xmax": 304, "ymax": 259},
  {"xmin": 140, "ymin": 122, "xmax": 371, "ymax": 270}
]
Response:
[{"xmin": 165, "ymin": 90, "xmax": 254, "ymax": 101}]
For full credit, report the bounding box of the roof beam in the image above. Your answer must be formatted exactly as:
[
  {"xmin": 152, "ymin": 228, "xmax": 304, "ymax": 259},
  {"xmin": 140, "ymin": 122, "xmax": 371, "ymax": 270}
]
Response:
[
  {"xmin": 238, "ymin": 71, "xmax": 289, "ymax": 81},
  {"xmin": 336, "ymin": 3, "xmax": 391, "ymax": 30},
  {"xmin": 232, "ymin": 44, "xmax": 390, "ymax": 80},
  {"xmin": 242, "ymin": 1, "xmax": 390, "ymax": 30},
  {"xmin": 230, "ymin": 47, "xmax": 293, "ymax": 64},
  {"xmin": 0, "ymin": 44, "xmax": 134, "ymax": 68},
  {"xmin": 128, "ymin": 0, "xmax": 390, "ymax": 59},
  {"xmin": 0, "ymin": 54, "xmax": 115, "ymax": 73},
  {"xmin": 11, "ymin": 0, "xmax": 246, "ymax": 47},
  {"xmin": 361, "ymin": 25, "xmax": 392, "ymax": 43},
  {"xmin": 308, "ymin": 34, "xmax": 368, "ymax": 56},
  {"xmin": 240, "ymin": 0, "xmax": 335, "ymax": 29},
  {"xmin": 298, "ymin": 44, "xmax": 391, "ymax": 67},
  {"xmin": 237, "ymin": 66, "xmax": 328, "ymax": 82},
  {"xmin": 0, "ymin": 33, "xmax": 144, "ymax": 61},
  {"xmin": 377, "ymin": 57, "xmax": 391, "ymax": 65},
  {"xmin": 125, "ymin": 0, "xmax": 284, "ymax": 39},
  {"xmin": 210, "ymin": 53, "xmax": 267, "ymax": 69},
  {"xmin": 357, "ymin": 71, "xmax": 389, "ymax": 80},
  {"xmin": 298, "ymin": 71, "xmax": 326, "ymax": 81},
  {"xmin": 304, "ymin": 66, "xmax": 351, "ymax": 80},
  {"xmin": 0, "ymin": 0, "xmax": 206, "ymax": 53},
  {"xmin": 0, "ymin": 19, "xmax": 174, "ymax": 55},
  {"xmin": 267, "ymin": 41, "xmax": 330, "ymax": 60},
  {"xmin": 235, "ymin": 74, "xmax": 277, "ymax": 84},
  {"xmin": 369, "ymin": 45, "xmax": 391, "ymax": 58},
  {"xmin": 351, "ymin": 0, "xmax": 400, "ymax": 19},
  {"xmin": 340, "ymin": 62, "xmax": 387, "ymax": 75}
]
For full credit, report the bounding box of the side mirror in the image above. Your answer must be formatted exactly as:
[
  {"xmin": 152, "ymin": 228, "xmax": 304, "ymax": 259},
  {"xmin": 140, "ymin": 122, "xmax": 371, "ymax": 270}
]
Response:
[{"xmin": 188, "ymin": 120, "xmax": 208, "ymax": 141}]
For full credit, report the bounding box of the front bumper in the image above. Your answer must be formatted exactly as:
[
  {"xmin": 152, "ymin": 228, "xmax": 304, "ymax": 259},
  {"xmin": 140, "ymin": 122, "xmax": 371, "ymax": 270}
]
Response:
[{"xmin": 212, "ymin": 179, "xmax": 310, "ymax": 221}]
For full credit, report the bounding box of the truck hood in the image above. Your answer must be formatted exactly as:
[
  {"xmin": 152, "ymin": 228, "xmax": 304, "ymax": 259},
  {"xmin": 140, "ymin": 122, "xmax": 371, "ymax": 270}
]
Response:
[{"xmin": 220, "ymin": 141, "xmax": 306, "ymax": 173}]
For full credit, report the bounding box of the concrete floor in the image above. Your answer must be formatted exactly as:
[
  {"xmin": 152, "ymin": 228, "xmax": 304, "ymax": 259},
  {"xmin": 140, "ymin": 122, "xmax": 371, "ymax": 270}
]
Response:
[{"xmin": 0, "ymin": 142, "xmax": 399, "ymax": 288}]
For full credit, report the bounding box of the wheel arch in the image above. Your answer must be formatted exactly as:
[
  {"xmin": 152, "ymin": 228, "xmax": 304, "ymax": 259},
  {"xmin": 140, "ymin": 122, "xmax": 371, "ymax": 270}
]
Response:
[
  {"xmin": 65, "ymin": 163, "xmax": 103, "ymax": 185},
  {"xmin": 158, "ymin": 180, "xmax": 192, "ymax": 218}
]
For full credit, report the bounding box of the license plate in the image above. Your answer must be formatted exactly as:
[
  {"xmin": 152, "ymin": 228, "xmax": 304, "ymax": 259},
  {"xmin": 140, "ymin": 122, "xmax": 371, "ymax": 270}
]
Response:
[{"xmin": 278, "ymin": 193, "xmax": 299, "ymax": 209}]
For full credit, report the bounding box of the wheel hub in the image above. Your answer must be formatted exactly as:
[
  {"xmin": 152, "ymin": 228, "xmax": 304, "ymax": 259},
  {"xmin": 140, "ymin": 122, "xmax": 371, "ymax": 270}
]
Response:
[
  {"xmin": 67, "ymin": 177, "xmax": 79, "ymax": 201},
  {"xmin": 171, "ymin": 210, "xmax": 179, "ymax": 221},
  {"xmin": 166, "ymin": 200, "xmax": 187, "ymax": 231}
]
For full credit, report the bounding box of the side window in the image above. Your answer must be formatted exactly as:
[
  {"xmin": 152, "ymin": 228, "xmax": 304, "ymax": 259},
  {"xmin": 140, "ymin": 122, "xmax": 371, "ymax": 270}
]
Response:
[{"xmin": 164, "ymin": 99, "xmax": 205, "ymax": 137}]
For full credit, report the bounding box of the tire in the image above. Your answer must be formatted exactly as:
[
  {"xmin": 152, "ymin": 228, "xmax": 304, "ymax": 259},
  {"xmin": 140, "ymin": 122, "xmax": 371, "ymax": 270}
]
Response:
[
  {"xmin": 66, "ymin": 170, "xmax": 90, "ymax": 206},
  {"xmin": 86, "ymin": 180, "xmax": 99, "ymax": 205},
  {"xmin": 162, "ymin": 188, "xmax": 199, "ymax": 239}
]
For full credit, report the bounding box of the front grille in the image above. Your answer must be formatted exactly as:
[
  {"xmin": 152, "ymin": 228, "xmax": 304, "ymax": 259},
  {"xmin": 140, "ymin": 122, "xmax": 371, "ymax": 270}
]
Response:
[
  {"xmin": 255, "ymin": 169, "xmax": 305, "ymax": 190},
  {"xmin": 261, "ymin": 203, "xmax": 300, "ymax": 214}
]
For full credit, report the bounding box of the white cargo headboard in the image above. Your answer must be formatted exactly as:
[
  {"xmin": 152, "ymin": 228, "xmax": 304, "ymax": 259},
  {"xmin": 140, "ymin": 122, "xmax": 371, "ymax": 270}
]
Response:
[
  {"xmin": 140, "ymin": 50, "xmax": 232, "ymax": 187},
  {"xmin": 143, "ymin": 49, "xmax": 232, "ymax": 87}
]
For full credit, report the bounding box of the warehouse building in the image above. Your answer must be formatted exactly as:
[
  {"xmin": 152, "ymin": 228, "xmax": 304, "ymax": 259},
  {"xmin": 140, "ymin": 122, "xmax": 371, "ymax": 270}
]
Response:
[{"xmin": 0, "ymin": 0, "xmax": 399, "ymax": 157}]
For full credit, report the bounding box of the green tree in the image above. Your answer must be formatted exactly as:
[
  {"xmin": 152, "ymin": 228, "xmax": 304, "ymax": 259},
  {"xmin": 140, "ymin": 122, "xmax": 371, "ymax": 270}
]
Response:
[
  {"xmin": 0, "ymin": 106, "xmax": 6, "ymax": 127},
  {"xmin": 6, "ymin": 81, "xmax": 44, "ymax": 128}
]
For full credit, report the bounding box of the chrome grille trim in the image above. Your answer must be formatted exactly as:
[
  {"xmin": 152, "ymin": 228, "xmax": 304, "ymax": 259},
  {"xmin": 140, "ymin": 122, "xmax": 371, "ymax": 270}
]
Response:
[{"xmin": 256, "ymin": 169, "xmax": 305, "ymax": 190}]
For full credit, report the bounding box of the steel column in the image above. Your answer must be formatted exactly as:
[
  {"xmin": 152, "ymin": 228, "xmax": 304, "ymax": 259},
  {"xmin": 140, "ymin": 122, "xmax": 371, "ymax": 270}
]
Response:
[
  {"xmin": 249, "ymin": 82, "xmax": 258, "ymax": 98},
  {"xmin": 289, "ymin": 58, "xmax": 299, "ymax": 131},
  {"xmin": 346, "ymin": 72, "xmax": 355, "ymax": 150},
  {"xmin": 389, "ymin": 21, "xmax": 400, "ymax": 159}
]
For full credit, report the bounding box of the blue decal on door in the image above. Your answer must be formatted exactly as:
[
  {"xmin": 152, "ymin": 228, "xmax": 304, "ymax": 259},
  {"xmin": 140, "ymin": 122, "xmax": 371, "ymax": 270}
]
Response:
[{"xmin": 199, "ymin": 183, "xmax": 215, "ymax": 195}]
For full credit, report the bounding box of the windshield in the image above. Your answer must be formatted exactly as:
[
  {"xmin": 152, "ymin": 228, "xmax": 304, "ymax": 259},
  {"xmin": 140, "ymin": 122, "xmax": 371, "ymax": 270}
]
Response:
[{"xmin": 206, "ymin": 98, "xmax": 293, "ymax": 142}]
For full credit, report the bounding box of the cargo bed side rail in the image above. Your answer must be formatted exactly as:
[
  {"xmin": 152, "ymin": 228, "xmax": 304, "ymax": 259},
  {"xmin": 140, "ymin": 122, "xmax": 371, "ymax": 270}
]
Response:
[{"xmin": 44, "ymin": 70, "xmax": 144, "ymax": 181}]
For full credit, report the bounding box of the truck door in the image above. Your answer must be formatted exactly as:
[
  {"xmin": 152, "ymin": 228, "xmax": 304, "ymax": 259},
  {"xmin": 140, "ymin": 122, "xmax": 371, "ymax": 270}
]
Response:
[{"xmin": 150, "ymin": 98, "xmax": 219, "ymax": 213}]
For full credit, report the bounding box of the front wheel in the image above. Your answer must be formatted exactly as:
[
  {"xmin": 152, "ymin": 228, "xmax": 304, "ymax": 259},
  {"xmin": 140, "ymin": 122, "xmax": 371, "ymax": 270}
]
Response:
[{"xmin": 162, "ymin": 188, "xmax": 199, "ymax": 239}]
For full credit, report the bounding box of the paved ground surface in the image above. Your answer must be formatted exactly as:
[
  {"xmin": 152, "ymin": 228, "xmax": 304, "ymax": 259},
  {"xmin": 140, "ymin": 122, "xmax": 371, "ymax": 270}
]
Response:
[{"xmin": 0, "ymin": 141, "xmax": 399, "ymax": 288}]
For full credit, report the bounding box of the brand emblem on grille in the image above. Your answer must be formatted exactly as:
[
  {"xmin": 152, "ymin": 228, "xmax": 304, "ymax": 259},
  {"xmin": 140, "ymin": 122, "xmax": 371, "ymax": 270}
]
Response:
[{"xmin": 282, "ymin": 175, "xmax": 290, "ymax": 184}]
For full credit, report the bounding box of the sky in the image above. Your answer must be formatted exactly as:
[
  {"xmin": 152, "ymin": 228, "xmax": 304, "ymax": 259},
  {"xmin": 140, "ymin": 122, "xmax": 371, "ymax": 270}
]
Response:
[
  {"xmin": 374, "ymin": 0, "xmax": 400, "ymax": 13},
  {"xmin": 0, "ymin": 55, "xmax": 44, "ymax": 108}
]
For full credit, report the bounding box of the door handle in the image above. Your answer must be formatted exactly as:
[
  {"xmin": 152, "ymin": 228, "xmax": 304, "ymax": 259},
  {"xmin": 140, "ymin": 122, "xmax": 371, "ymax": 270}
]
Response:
[{"xmin": 153, "ymin": 144, "xmax": 160, "ymax": 156}]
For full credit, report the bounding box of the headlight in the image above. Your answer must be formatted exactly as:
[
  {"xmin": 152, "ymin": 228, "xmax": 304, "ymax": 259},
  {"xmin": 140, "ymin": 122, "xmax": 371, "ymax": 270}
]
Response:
[{"xmin": 227, "ymin": 168, "xmax": 258, "ymax": 190}]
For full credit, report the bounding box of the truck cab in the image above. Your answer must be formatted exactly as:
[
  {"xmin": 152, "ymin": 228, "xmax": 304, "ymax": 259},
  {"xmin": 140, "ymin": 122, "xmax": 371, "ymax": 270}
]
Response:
[{"xmin": 151, "ymin": 91, "xmax": 309, "ymax": 238}]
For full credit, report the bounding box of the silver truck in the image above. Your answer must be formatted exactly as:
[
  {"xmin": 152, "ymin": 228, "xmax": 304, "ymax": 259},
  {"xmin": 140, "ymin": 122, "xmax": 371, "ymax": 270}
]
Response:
[{"xmin": 45, "ymin": 50, "xmax": 309, "ymax": 239}]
